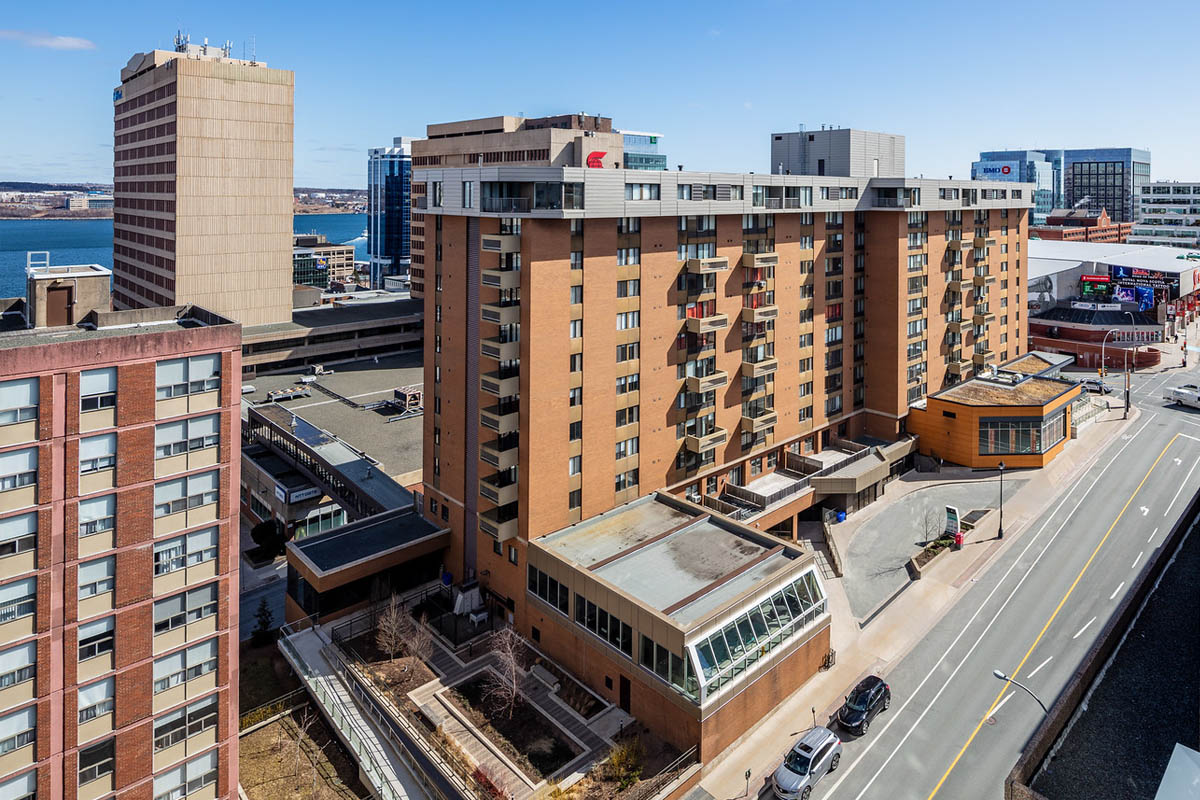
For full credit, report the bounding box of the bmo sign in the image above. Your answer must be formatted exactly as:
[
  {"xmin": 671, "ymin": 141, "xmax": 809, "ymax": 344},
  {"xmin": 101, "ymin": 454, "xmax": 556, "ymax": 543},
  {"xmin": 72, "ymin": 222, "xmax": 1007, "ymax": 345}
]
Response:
[{"xmin": 973, "ymin": 160, "xmax": 1020, "ymax": 181}]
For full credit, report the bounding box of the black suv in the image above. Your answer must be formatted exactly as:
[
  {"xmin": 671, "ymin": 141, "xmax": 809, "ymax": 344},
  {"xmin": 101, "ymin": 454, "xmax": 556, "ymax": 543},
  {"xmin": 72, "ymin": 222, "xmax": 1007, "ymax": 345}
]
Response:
[{"xmin": 837, "ymin": 675, "xmax": 891, "ymax": 734}]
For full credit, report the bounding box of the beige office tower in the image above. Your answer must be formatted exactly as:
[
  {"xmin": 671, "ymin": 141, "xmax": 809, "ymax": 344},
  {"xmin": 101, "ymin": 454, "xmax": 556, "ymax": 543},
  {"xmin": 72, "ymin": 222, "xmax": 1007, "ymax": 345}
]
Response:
[{"xmin": 113, "ymin": 35, "xmax": 294, "ymax": 326}]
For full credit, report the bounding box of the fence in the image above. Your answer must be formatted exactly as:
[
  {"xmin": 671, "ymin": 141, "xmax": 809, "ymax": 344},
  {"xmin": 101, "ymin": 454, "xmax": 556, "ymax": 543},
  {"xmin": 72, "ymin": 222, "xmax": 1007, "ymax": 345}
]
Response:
[
  {"xmin": 240, "ymin": 687, "xmax": 309, "ymax": 732},
  {"xmin": 629, "ymin": 746, "xmax": 700, "ymax": 800}
]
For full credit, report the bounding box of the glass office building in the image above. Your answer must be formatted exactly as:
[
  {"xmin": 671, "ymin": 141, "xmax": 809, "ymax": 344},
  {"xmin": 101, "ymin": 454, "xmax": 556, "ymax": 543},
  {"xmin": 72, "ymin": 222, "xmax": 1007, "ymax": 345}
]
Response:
[
  {"xmin": 973, "ymin": 150, "xmax": 1060, "ymax": 224},
  {"xmin": 1063, "ymin": 148, "xmax": 1151, "ymax": 224},
  {"xmin": 621, "ymin": 131, "xmax": 667, "ymax": 170},
  {"xmin": 367, "ymin": 137, "xmax": 413, "ymax": 289}
]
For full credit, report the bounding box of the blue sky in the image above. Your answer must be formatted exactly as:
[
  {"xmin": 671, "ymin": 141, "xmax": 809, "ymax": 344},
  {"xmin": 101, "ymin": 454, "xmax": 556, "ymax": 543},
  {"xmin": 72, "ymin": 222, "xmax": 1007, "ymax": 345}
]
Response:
[{"xmin": 2, "ymin": 0, "xmax": 1196, "ymax": 188}]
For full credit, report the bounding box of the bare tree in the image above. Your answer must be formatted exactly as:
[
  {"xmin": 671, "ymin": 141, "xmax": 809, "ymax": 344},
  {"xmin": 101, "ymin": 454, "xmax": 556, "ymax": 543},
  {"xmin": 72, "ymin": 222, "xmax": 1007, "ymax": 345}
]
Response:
[
  {"xmin": 402, "ymin": 611, "xmax": 434, "ymax": 663},
  {"xmin": 375, "ymin": 594, "xmax": 406, "ymax": 663},
  {"xmin": 921, "ymin": 504, "xmax": 946, "ymax": 546},
  {"xmin": 292, "ymin": 706, "xmax": 318, "ymax": 778},
  {"xmin": 483, "ymin": 626, "xmax": 527, "ymax": 719}
]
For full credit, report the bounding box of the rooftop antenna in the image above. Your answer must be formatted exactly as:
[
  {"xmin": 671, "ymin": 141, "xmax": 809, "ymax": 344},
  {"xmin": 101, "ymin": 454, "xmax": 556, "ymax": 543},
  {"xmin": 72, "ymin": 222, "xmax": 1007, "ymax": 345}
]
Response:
[
  {"xmin": 174, "ymin": 29, "xmax": 189, "ymax": 52},
  {"xmin": 249, "ymin": 35, "xmax": 256, "ymax": 66}
]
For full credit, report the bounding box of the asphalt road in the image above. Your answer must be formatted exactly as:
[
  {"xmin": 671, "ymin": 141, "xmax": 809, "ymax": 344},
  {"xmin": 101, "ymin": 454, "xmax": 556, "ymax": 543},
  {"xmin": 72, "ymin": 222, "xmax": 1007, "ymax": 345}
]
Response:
[{"xmin": 817, "ymin": 365, "xmax": 1200, "ymax": 800}]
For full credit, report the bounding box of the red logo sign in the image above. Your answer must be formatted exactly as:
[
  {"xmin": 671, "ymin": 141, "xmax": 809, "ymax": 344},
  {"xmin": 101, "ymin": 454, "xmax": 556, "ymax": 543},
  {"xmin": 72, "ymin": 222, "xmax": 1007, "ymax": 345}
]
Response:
[
  {"xmin": 1080, "ymin": 274, "xmax": 1109, "ymax": 283},
  {"xmin": 586, "ymin": 151, "xmax": 606, "ymax": 168},
  {"xmin": 1000, "ymin": 165, "xmax": 1011, "ymax": 175}
]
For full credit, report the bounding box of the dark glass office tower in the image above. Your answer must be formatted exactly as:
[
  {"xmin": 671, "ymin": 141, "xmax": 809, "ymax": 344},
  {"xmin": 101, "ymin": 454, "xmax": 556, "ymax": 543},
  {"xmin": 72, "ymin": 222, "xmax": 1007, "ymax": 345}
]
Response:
[{"xmin": 367, "ymin": 137, "xmax": 413, "ymax": 289}]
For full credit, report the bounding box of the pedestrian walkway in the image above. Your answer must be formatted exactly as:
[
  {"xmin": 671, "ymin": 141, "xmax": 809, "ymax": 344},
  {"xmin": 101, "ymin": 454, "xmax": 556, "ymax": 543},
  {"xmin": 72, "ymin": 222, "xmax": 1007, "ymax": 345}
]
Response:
[
  {"xmin": 280, "ymin": 626, "xmax": 431, "ymax": 800},
  {"xmin": 692, "ymin": 402, "xmax": 1141, "ymax": 800}
]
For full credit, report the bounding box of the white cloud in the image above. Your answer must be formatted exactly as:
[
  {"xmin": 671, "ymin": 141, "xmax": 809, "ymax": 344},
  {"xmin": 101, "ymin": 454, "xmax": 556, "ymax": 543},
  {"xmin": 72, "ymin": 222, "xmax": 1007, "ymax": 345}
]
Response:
[{"xmin": 0, "ymin": 30, "xmax": 96, "ymax": 50}]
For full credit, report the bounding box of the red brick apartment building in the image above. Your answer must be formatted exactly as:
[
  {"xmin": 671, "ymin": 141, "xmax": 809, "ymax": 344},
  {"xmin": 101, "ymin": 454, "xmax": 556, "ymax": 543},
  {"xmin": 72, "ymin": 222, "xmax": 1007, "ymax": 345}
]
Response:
[
  {"xmin": 0, "ymin": 267, "xmax": 240, "ymax": 800},
  {"xmin": 1030, "ymin": 207, "xmax": 1132, "ymax": 243},
  {"xmin": 410, "ymin": 165, "xmax": 1031, "ymax": 755}
]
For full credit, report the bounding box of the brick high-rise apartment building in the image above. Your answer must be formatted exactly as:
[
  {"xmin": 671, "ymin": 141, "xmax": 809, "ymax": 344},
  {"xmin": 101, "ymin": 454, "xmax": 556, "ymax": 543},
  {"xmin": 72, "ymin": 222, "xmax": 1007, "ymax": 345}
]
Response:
[
  {"xmin": 0, "ymin": 267, "xmax": 240, "ymax": 800},
  {"xmin": 416, "ymin": 166, "xmax": 1030, "ymax": 610},
  {"xmin": 112, "ymin": 35, "xmax": 294, "ymax": 326}
]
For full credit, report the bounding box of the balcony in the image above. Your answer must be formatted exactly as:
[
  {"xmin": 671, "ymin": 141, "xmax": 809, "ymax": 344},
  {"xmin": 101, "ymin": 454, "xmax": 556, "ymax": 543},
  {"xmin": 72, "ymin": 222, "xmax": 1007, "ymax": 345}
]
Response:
[
  {"xmin": 479, "ymin": 503, "xmax": 519, "ymax": 541},
  {"xmin": 947, "ymin": 352, "xmax": 973, "ymax": 374},
  {"xmin": 480, "ymin": 403, "xmax": 519, "ymax": 434},
  {"xmin": 945, "ymin": 279, "xmax": 966, "ymax": 293},
  {"xmin": 481, "ymin": 268, "xmax": 521, "ymax": 290},
  {"xmin": 686, "ymin": 256, "xmax": 729, "ymax": 274},
  {"xmin": 945, "ymin": 319, "xmax": 967, "ymax": 333},
  {"xmin": 972, "ymin": 348, "xmax": 995, "ymax": 365},
  {"xmin": 741, "ymin": 304, "xmax": 779, "ymax": 323},
  {"xmin": 480, "ymin": 233, "xmax": 520, "ymax": 253},
  {"xmin": 481, "ymin": 197, "xmax": 531, "ymax": 213},
  {"xmin": 741, "ymin": 252, "xmax": 779, "ymax": 268},
  {"xmin": 972, "ymin": 273, "xmax": 996, "ymax": 287},
  {"xmin": 741, "ymin": 357, "xmax": 779, "ymax": 378},
  {"xmin": 946, "ymin": 239, "xmax": 968, "ymax": 250},
  {"xmin": 480, "ymin": 436, "xmax": 518, "ymax": 470},
  {"xmin": 481, "ymin": 302, "xmax": 520, "ymax": 325},
  {"xmin": 480, "ymin": 369, "xmax": 519, "ymax": 397},
  {"xmin": 973, "ymin": 310, "xmax": 996, "ymax": 325},
  {"xmin": 875, "ymin": 196, "xmax": 912, "ymax": 209},
  {"xmin": 480, "ymin": 472, "xmax": 519, "ymax": 506},
  {"xmin": 684, "ymin": 427, "xmax": 728, "ymax": 453},
  {"xmin": 742, "ymin": 409, "xmax": 778, "ymax": 433},
  {"xmin": 686, "ymin": 370, "xmax": 729, "ymax": 393},
  {"xmin": 481, "ymin": 336, "xmax": 520, "ymax": 361},
  {"xmin": 686, "ymin": 312, "xmax": 729, "ymax": 333},
  {"xmin": 973, "ymin": 236, "xmax": 997, "ymax": 248}
]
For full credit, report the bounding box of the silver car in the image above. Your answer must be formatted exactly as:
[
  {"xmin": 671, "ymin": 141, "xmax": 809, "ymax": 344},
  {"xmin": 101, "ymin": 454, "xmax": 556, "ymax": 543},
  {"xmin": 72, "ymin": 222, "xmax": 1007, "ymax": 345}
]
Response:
[{"xmin": 771, "ymin": 726, "xmax": 842, "ymax": 799}]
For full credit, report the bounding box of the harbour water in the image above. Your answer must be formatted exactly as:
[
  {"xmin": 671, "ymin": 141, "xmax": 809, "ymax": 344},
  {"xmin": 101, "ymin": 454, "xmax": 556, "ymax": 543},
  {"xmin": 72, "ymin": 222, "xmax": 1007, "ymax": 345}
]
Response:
[{"xmin": 0, "ymin": 213, "xmax": 367, "ymax": 299}]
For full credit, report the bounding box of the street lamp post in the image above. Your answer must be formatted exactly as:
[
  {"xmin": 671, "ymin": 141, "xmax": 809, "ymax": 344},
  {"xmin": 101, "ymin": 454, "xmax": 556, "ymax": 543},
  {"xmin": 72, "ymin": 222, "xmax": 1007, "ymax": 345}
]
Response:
[
  {"xmin": 993, "ymin": 669, "xmax": 1048, "ymax": 714},
  {"xmin": 1100, "ymin": 328, "xmax": 1117, "ymax": 379},
  {"xmin": 1124, "ymin": 311, "xmax": 1137, "ymax": 418},
  {"xmin": 997, "ymin": 461, "xmax": 1005, "ymax": 539}
]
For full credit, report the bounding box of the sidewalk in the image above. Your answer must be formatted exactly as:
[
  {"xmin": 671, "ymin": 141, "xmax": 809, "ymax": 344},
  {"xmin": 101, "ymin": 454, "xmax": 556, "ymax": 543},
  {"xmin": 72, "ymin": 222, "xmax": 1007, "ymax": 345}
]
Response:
[
  {"xmin": 239, "ymin": 514, "xmax": 287, "ymax": 593},
  {"xmin": 693, "ymin": 402, "xmax": 1139, "ymax": 800}
]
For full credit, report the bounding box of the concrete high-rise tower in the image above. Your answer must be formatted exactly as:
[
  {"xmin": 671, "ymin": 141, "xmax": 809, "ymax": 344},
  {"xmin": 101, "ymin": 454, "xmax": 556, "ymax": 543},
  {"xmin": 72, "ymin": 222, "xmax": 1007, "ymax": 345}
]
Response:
[{"xmin": 112, "ymin": 34, "xmax": 294, "ymax": 326}]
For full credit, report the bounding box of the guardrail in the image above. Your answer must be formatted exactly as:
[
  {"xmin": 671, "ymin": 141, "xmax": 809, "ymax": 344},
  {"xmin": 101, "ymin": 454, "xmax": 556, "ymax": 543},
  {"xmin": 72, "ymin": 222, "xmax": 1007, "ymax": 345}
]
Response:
[{"xmin": 239, "ymin": 687, "xmax": 309, "ymax": 732}]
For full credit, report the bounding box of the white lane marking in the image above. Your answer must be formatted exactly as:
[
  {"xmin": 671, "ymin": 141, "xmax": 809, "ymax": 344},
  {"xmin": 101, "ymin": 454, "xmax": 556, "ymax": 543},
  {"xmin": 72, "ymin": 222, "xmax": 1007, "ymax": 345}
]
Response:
[
  {"xmin": 1109, "ymin": 582, "xmax": 1124, "ymax": 600},
  {"xmin": 990, "ymin": 692, "xmax": 1014, "ymax": 716},
  {"xmin": 1149, "ymin": 527, "xmax": 1159, "ymax": 543},
  {"xmin": 824, "ymin": 416, "xmax": 1154, "ymax": 800},
  {"xmin": 1165, "ymin": 456, "xmax": 1200, "ymax": 516},
  {"xmin": 1073, "ymin": 617, "xmax": 1097, "ymax": 640},
  {"xmin": 1174, "ymin": 458, "xmax": 1184, "ymax": 466},
  {"xmin": 1132, "ymin": 551, "xmax": 1144, "ymax": 569},
  {"xmin": 1027, "ymin": 656, "xmax": 1053, "ymax": 678},
  {"xmin": 1139, "ymin": 506, "xmax": 1149, "ymax": 516}
]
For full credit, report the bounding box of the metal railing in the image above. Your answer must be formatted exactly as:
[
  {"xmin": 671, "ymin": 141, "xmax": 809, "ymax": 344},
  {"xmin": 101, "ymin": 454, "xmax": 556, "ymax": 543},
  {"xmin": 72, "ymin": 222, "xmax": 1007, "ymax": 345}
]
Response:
[
  {"xmin": 629, "ymin": 745, "xmax": 700, "ymax": 800},
  {"xmin": 480, "ymin": 197, "xmax": 531, "ymax": 213}
]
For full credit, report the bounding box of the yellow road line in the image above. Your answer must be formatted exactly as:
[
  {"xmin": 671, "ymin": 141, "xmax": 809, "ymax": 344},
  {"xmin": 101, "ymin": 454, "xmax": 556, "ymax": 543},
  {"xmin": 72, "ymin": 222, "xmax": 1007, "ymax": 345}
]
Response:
[{"xmin": 926, "ymin": 434, "xmax": 1179, "ymax": 799}]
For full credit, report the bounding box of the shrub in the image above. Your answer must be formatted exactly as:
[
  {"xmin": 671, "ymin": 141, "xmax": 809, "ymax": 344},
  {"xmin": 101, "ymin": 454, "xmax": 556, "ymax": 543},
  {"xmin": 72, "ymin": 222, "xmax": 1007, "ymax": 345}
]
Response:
[{"xmin": 609, "ymin": 738, "xmax": 645, "ymax": 790}]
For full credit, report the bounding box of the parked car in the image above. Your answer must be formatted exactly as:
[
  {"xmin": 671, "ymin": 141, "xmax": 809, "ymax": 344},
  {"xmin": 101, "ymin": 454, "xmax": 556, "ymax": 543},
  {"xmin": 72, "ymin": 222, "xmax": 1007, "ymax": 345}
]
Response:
[
  {"xmin": 837, "ymin": 675, "xmax": 891, "ymax": 734},
  {"xmin": 1079, "ymin": 378, "xmax": 1112, "ymax": 395},
  {"xmin": 771, "ymin": 726, "xmax": 842, "ymax": 799}
]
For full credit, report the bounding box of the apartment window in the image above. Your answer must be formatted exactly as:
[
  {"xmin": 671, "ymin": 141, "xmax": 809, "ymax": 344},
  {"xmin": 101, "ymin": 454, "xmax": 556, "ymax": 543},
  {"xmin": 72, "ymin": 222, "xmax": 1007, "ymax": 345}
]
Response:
[
  {"xmin": 0, "ymin": 579, "xmax": 35, "ymax": 625},
  {"xmin": 568, "ymin": 456, "xmax": 581, "ymax": 476},
  {"xmin": 153, "ymin": 583, "xmax": 218, "ymax": 635},
  {"xmin": 624, "ymin": 183, "xmax": 660, "ymax": 200},
  {"xmin": 617, "ymin": 248, "xmax": 640, "ymax": 265},
  {"xmin": 154, "ymin": 415, "xmax": 219, "ymax": 459},
  {"xmin": 617, "ymin": 279, "xmax": 640, "ymax": 298},
  {"xmin": 153, "ymin": 694, "xmax": 217, "ymax": 752},
  {"xmin": 826, "ymin": 395, "xmax": 843, "ymax": 415},
  {"xmin": 570, "ymin": 251, "xmax": 583, "ymax": 270},
  {"xmin": 0, "ymin": 513, "xmax": 35, "ymax": 562},
  {"xmin": 615, "ymin": 469, "xmax": 639, "ymax": 492},
  {"xmin": 616, "ymin": 311, "xmax": 640, "ymax": 330},
  {"xmin": 0, "ymin": 706, "xmax": 35, "ymax": 756},
  {"xmin": 568, "ymin": 387, "xmax": 582, "ymax": 407},
  {"xmin": 615, "ymin": 406, "xmax": 639, "ymax": 426},
  {"xmin": 0, "ymin": 643, "xmax": 34, "ymax": 691},
  {"xmin": 80, "ymin": 368, "xmax": 116, "ymax": 412},
  {"xmin": 568, "ymin": 320, "xmax": 583, "ymax": 339},
  {"xmin": 461, "ymin": 181, "xmax": 473, "ymax": 208},
  {"xmin": 826, "ymin": 325, "xmax": 843, "ymax": 344},
  {"xmin": 569, "ymin": 285, "xmax": 583, "ymax": 304},
  {"xmin": 568, "ymin": 420, "xmax": 582, "ymax": 442},
  {"xmin": 615, "ymin": 437, "xmax": 639, "ymax": 459},
  {"xmin": 78, "ymin": 556, "xmax": 115, "ymax": 599},
  {"xmin": 618, "ymin": 217, "xmax": 640, "ymax": 234},
  {"xmin": 154, "ymin": 471, "xmax": 219, "ymax": 517},
  {"xmin": 677, "ymin": 184, "xmax": 692, "ymax": 200},
  {"xmin": 78, "ymin": 677, "xmax": 115, "ymax": 723},
  {"xmin": 569, "ymin": 489, "xmax": 582, "ymax": 509},
  {"xmin": 153, "ymin": 528, "xmax": 218, "ymax": 576},
  {"xmin": 78, "ymin": 615, "xmax": 114, "ymax": 661},
  {"xmin": 78, "ymin": 738, "xmax": 114, "ymax": 787},
  {"xmin": 616, "ymin": 342, "xmax": 639, "ymax": 362},
  {"xmin": 155, "ymin": 354, "xmax": 221, "ymax": 399},
  {"xmin": 152, "ymin": 750, "xmax": 217, "ymax": 800},
  {"xmin": 569, "ymin": 353, "xmax": 582, "ymax": 373},
  {"xmin": 152, "ymin": 638, "xmax": 217, "ymax": 694},
  {"xmin": 0, "ymin": 378, "xmax": 37, "ymax": 426},
  {"xmin": 616, "ymin": 374, "xmax": 640, "ymax": 395},
  {"xmin": 79, "ymin": 433, "xmax": 116, "ymax": 475},
  {"xmin": 527, "ymin": 565, "xmax": 570, "ymax": 615}
]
